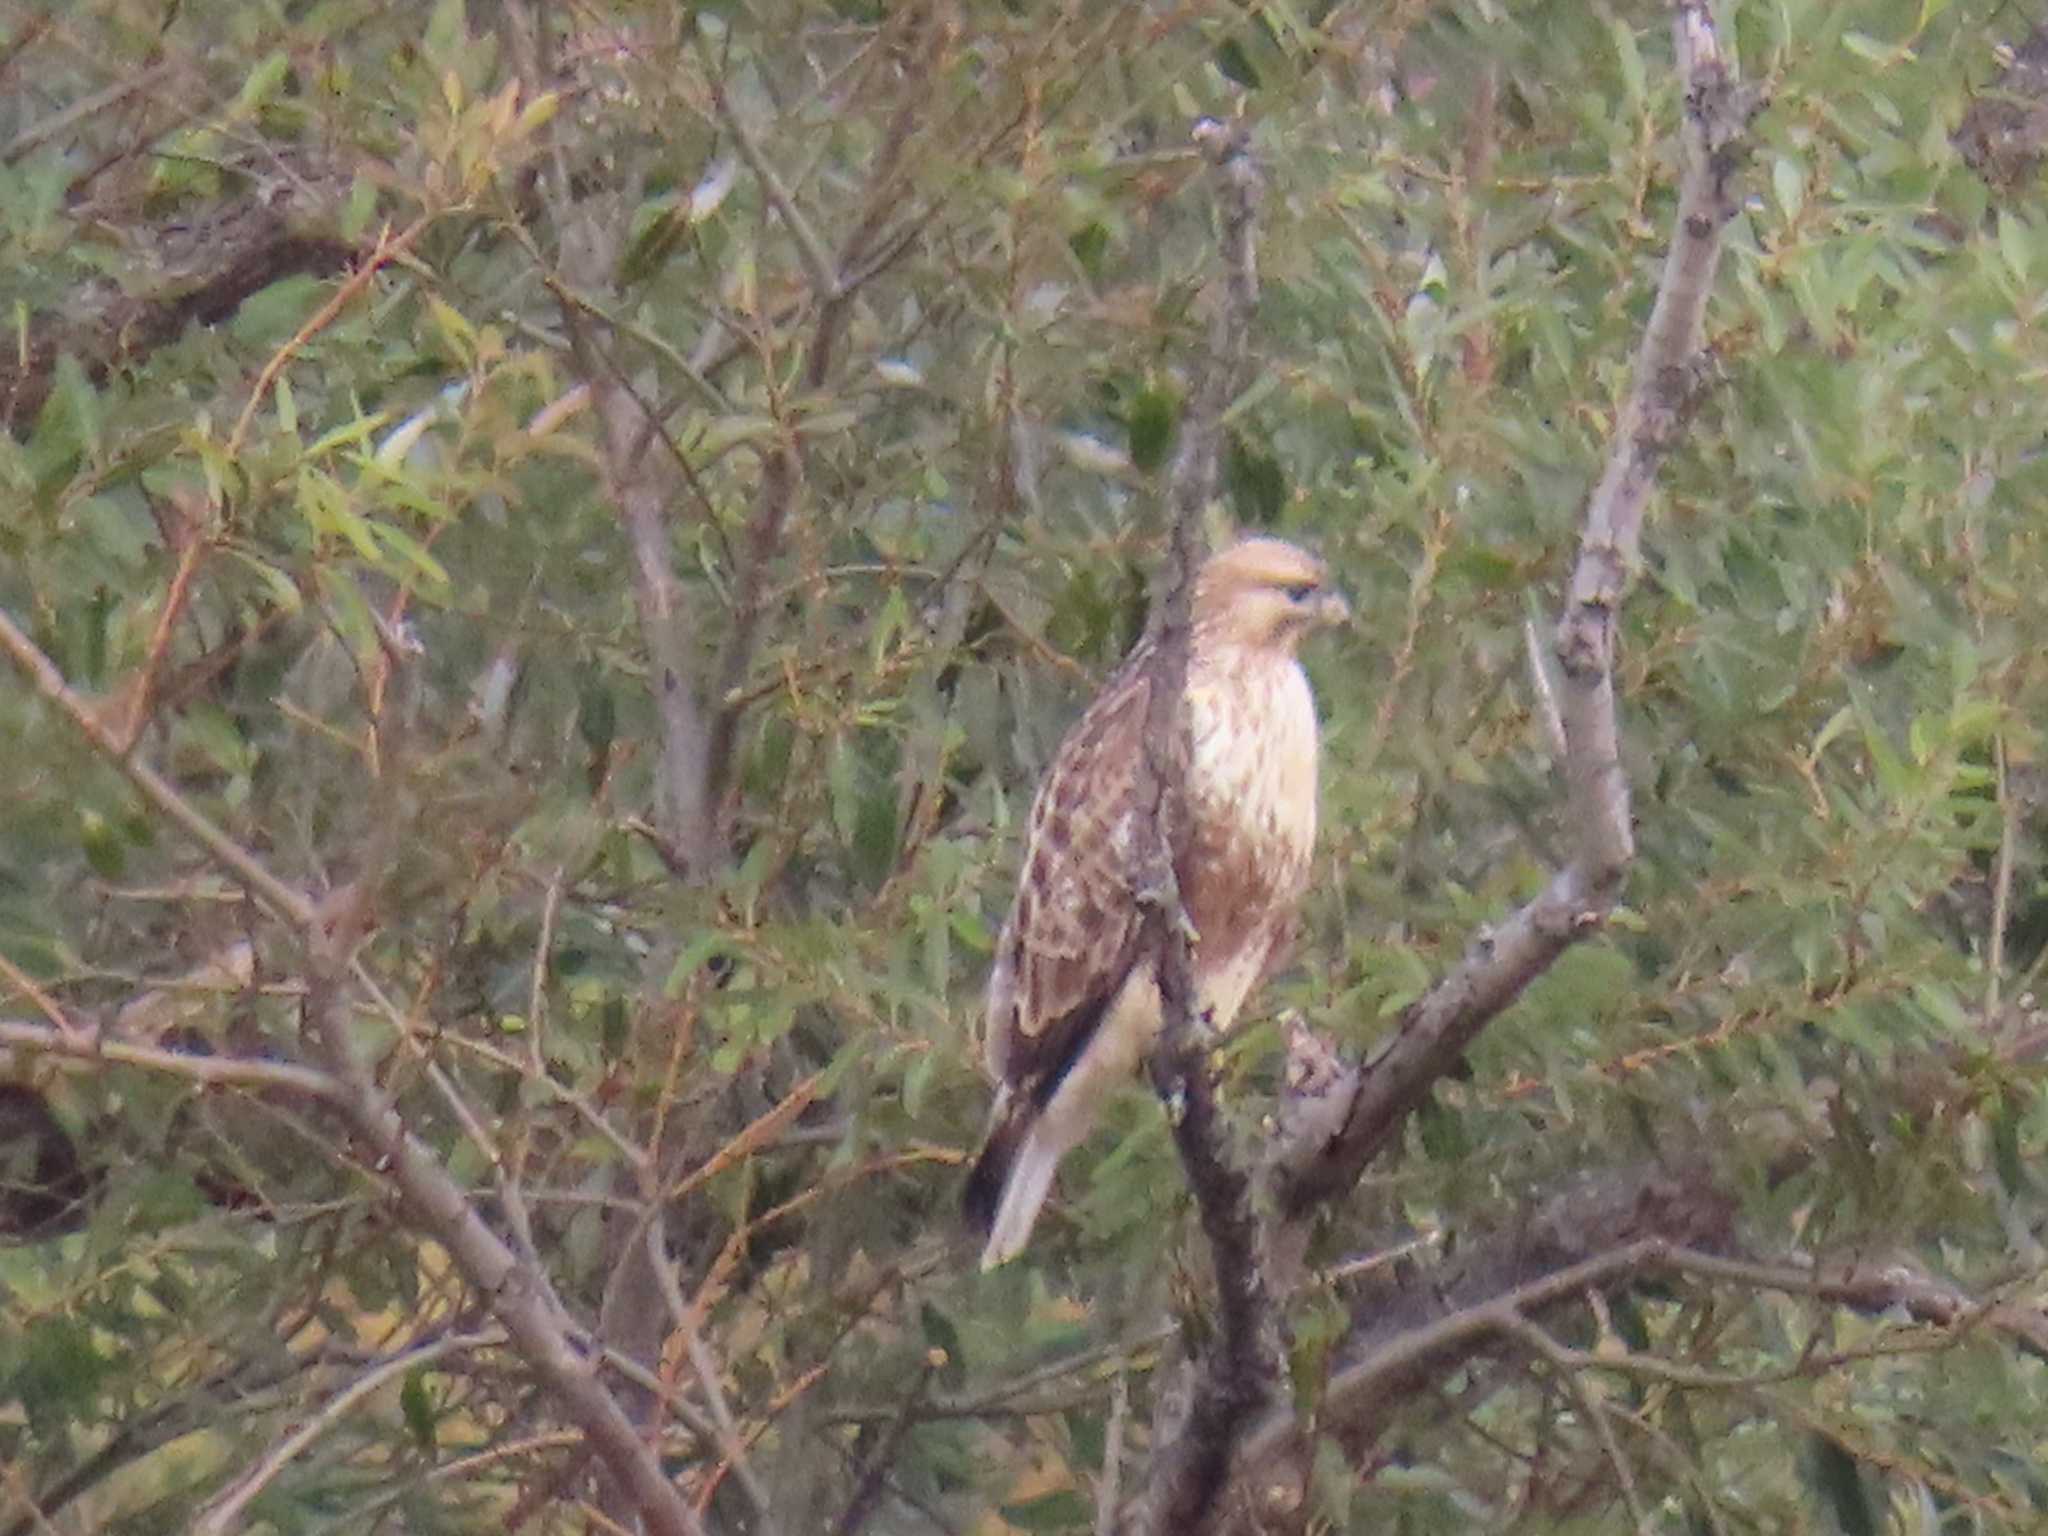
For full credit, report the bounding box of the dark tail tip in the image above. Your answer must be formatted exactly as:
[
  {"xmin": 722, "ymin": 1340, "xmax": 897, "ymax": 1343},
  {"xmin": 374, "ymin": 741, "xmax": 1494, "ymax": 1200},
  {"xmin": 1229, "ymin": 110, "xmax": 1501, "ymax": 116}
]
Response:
[{"xmin": 961, "ymin": 1102, "xmax": 1026, "ymax": 1238}]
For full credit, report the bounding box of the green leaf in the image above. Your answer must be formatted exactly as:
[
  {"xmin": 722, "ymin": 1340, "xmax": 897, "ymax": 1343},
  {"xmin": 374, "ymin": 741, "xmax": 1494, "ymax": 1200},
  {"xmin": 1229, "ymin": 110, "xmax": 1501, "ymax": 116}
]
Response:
[
  {"xmin": 1610, "ymin": 16, "xmax": 1646, "ymax": 108},
  {"xmin": 401, "ymin": 1367, "xmax": 438, "ymax": 1451},
  {"xmin": 79, "ymin": 810, "xmax": 125, "ymax": 881},
  {"xmin": 578, "ymin": 675, "xmax": 616, "ymax": 756},
  {"xmin": 1416, "ymin": 1094, "xmax": 1470, "ymax": 1162},
  {"xmin": 1213, "ymin": 36, "xmax": 1261, "ymax": 89},
  {"xmin": 998, "ymin": 1489, "xmax": 1091, "ymax": 1531},
  {"xmin": 1126, "ymin": 385, "xmax": 1178, "ymax": 474},
  {"xmin": 232, "ymin": 51, "xmax": 291, "ymax": 118},
  {"xmin": 918, "ymin": 1301, "xmax": 966, "ymax": 1385},
  {"xmin": 1773, "ymin": 155, "xmax": 1806, "ymax": 221},
  {"xmin": 1069, "ymin": 220, "xmax": 1109, "ymax": 278},
  {"xmin": 1224, "ymin": 433, "xmax": 1286, "ymax": 525},
  {"xmin": 229, "ymin": 276, "xmax": 323, "ymax": 348}
]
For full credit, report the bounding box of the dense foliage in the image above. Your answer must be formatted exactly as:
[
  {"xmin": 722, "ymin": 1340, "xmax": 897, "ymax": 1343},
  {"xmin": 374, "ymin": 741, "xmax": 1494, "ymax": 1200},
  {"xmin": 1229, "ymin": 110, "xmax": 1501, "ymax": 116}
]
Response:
[{"xmin": 5, "ymin": 0, "xmax": 2048, "ymax": 1532}]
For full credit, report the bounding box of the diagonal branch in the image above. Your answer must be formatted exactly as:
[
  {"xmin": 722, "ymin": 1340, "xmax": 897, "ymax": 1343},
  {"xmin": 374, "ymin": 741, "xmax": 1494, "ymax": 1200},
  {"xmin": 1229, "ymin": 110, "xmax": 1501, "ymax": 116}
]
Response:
[
  {"xmin": 0, "ymin": 604, "xmax": 707, "ymax": 1536},
  {"xmin": 1272, "ymin": 0, "xmax": 1753, "ymax": 1220},
  {"xmin": 295, "ymin": 969, "xmax": 710, "ymax": 1536},
  {"xmin": 0, "ymin": 606, "xmax": 321, "ymax": 931},
  {"xmin": 709, "ymin": 69, "xmax": 842, "ymax": 303}
]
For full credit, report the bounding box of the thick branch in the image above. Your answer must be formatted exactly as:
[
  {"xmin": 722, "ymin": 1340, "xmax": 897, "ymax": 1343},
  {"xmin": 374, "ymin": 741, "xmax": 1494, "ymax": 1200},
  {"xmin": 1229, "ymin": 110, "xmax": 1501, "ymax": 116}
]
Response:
[
  {"xmin": 593, "ymin": 380, "xmax": 727, "ymax": 874},
  {"xmin": 1136, "ymin": 119, "xmax": 1280, "ymax": 1536},
  {"xmin": 1272, "ymin": 0, "xmax": 1749, "ymax": 1221},
  {"xmin": 0, "ymin": 152, "xmax": 356, "ymax": 438},
  {"xmin": 1231, "ymin": 1159, "xmax": 2048, "ymax": 1524},
  {"xmin": 699, "ymin": 21, "xmax": 942, "ymax": 820}
]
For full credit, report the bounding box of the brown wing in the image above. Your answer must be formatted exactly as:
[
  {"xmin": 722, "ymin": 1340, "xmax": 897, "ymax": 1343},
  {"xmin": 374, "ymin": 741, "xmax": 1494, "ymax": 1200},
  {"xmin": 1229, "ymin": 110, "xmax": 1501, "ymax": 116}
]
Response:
[{"xmin": 984, "ymin": 654, "xmax": 1158, "ymax": 1109}]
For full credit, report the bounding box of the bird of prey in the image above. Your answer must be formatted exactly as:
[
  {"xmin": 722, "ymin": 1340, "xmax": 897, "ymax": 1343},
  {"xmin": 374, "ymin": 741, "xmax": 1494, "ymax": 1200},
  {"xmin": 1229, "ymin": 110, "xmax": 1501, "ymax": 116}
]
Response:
[{"xmin": 963, "ymin": 536, "xmax": 1348, "ymax": 1268}]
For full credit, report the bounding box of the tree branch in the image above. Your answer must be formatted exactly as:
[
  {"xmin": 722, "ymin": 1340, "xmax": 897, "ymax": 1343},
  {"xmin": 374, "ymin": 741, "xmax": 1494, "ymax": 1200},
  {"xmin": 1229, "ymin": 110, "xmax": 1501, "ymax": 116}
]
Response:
[
  {"xmin": 0, "ymin": 606, "xmax": 322, "ymax": 932},
  {"xmin": 1272, "ymin": 0, "xmax": 1752, "ymax": 1219},
  {"xmin": 1136, "ymin": 117, "xmax": 1279, "ymax": 1536},
  {"xmin": 0, "ymin": 147, "xmax": 357, "ymax": 437},
  {"xmin": 296, "ymin": 970, "xmax": 709, "ymax": 1536},
  {"xmin": 591, "ymin": 374, "xmax": 727, "ymax": 874},
  {"xmin": 0, "ymin": 601, "xmax": 706, "ymax": 1536},
  {"xmin": 0, "ymin": 1017, "xmax": 343, "ymax": 1101}
]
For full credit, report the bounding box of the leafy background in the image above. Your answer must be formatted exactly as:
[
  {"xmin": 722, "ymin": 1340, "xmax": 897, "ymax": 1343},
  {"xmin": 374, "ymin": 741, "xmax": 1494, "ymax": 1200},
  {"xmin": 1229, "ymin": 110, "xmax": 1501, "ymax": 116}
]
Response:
[{"xmin": 5, "ymin": 0, "xmax": 2048, "ymax": 1531}]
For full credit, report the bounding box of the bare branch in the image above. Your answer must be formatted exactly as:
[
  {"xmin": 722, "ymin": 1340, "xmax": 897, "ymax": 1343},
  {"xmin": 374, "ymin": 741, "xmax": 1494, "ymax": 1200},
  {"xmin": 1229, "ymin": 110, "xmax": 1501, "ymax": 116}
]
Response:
[
  {"xmin": 1523, "ymin": 614, "xmax": 1568, "ymax": 761},
  {"xmin": 1223, "ymin": 1155, "xmax": 2048, "ymax": 1518},
  {"xmin": 226, "ymin": 213, "xmax": 435, "ymax": 459},
  {"xmin": 645, "ymin": 1219, "xmax": 780, "ymax": 1536},
  {"xmin": 1095, "ymin": 1369, "xmax": 1130, "ymax": 1536},
  {"xmin": 590, "ymin": 375, "xmax": 727, "ymax": 874},
  {"xmin": 1136, "ymin": 118, "xmax": 1279, "ymax": 1536},
  {"xmin": 1272, "ymin": 0, "xmax": 1752, "ymax": 1221},
  {"xmin": 0, "ymin": 1017, "xmax": 342, "ymax": 1101},
  {"xmin": 1989, "ymin": 732, "xmax": 2017, "ymax": 1015},
  {"xmin": 833, "ymin": 1353, "xmax": 939, "ymax": 1536}
]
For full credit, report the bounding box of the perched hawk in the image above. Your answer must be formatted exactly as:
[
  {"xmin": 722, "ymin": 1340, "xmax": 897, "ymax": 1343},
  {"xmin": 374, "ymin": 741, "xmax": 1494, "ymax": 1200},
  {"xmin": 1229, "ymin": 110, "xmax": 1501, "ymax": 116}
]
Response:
[{"xmin": 963, "ymin": 537, "xmax": 1349, "ymax": 1268}]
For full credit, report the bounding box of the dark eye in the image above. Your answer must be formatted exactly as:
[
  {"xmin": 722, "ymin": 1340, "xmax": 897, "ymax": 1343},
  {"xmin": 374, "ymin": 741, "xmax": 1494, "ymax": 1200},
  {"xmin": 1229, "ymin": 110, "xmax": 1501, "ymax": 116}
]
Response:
[{"xmin": 1284, "ymin": 583, "xmax": 1316, "ymax": 603}]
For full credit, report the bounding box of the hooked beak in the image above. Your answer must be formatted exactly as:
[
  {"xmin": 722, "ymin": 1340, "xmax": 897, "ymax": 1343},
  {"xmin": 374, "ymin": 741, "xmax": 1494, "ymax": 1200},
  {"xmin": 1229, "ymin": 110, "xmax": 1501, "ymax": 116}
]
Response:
[{"xmin": 1315, "ymin": 589, "xmax": 1353, "ymax": 629}]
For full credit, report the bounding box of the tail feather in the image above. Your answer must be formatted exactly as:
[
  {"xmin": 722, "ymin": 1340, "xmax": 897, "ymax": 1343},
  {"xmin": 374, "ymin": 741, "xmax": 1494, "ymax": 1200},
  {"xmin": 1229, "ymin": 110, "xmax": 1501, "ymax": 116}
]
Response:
[
  {"xmin": 961, "ymin": 1099, "xmax": 1023, "ymax": 1237},
  {"xmin": 962, "ymin": 1093, "xmax": 1057, "ymax": 1269},
  {"xmin": 980, "ymin": 1132, "xmax": 1059, "ymax": 1269}
]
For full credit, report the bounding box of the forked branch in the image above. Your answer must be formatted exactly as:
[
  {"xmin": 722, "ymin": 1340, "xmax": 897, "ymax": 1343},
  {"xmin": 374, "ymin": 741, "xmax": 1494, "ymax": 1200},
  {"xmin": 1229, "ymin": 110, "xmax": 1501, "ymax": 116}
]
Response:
[{"xmin": 1272, "ymin": 0, "xmax": 1752, "ymax": 1220}]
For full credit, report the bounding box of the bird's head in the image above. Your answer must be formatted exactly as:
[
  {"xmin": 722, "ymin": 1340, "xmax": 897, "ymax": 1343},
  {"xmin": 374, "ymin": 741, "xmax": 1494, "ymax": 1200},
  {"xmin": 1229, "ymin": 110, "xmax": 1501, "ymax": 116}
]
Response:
[{"xmin": 1191, "ymin": 536, "xmax": 1351, "ymax": 654}]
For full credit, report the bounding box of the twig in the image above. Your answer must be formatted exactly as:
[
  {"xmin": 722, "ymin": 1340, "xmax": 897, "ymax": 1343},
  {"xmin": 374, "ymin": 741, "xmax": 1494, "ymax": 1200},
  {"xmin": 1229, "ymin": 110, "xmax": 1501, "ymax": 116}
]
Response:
[
  {"xmin": 1095, "ymin": 1368, "xmax": 1129, "ymax": 1536},
  {"xmin": 192, "ymin": 1330, "xmax": 502, "ymax": 1536},
  {"xmin": 1989, "ymin": 731, "xmax": 2016, "ymax": 1016},
  {"xmin": 528, "ymin": 867, "xmax": 563, "ymax": 1069},
  {"xmin": 708, "ymin": 69, "xmax": 841, "ymax": 302},
  {"xmin": 435, "ymin": 1029, "xmax": 649, "ymax": 1174},
  {"xmin": 832, "ymin": 1354, "xmax": 938, "ymax": 1536},
  {"xmin": 0, "ymin": 607, "xmax": 320, "ymax": 931},
  {"xmin": 644, "ymin": 1221, "xmax": 780, "ymax": 1535},
  {"xmin": 699, "ymin": 20, "xmax": 948, "ymax": 823},
  {"xmin": 228, "ymin": 214, "xmax": 436, "ymax": 458},
  {"xmin": 664, "ymin": 1070, "xmax": 822, "ymax": 1204},
  {"xmin": 295, "ymin": 971, "xmax": 710, "ymax": 1536},
  {"xmin": 119, "ymin": 523, "xmax": 208, "ymax": 753},
  {"xmin": 0, "ymin": 1463, "xmax": 60, "ymax": 1536},
  {"xmin": 2, "ymin": 61, "xmax": 181, "ymax": 166},
  {"xmin": 1524, "ymin": 613, "xmax": 1569, "ymax": 760},
  {"xmin": 0, "ymin": 589, "xmax": 708, "ymax": 1536},
  {"xmin": 1503, "ymin": 1313, "xmax": 1651, "ymax": 1535},
  {"xmin": 0, "ymin": 955, "xmax": 86, "ymax": 1037}
]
